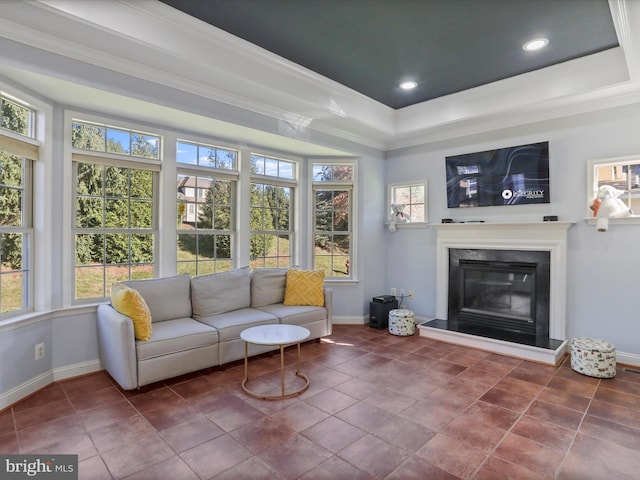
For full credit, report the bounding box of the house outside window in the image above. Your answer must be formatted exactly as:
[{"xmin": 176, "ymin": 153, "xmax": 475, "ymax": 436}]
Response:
[
  {"xmin": 72, "ymin": 120, "xmax": 159, "ymax": 302},
  {"xmin": 250, "ymin": 153, "xmax": 296, "ymax": 269},
  {"xmin": 0, "ymin": 95, "xmax": 36, "ymax": 316},
  {"xmin": 312, "ymin": 163, "xmax": 355, "ymax": 279},
  {"xmin": 389, "ymin": 180, "xmax": 427, "ymax": 223},
  {"xmin": 177, "ymin": 140, "xmax": 237, "ymax": 275},
  {"xmin": 590, "ymin": 158, "xmax": 640, "ymax": 213}
]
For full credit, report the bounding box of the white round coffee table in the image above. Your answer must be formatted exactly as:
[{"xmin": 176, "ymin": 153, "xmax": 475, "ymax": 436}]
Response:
[{"xmin": 240, "ymin": 324, "xmax": 310, "ymax": 400}]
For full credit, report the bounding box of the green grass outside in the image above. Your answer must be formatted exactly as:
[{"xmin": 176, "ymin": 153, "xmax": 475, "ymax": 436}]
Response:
[{"xmin": 1, "ymin": 236, "xmax": 348, "ymax": 310}]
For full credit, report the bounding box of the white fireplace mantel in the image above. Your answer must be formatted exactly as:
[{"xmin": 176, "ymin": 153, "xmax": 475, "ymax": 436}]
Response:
[{"xmin": 431, "ymin": 221, "xmax": 574, "ymax": 341}]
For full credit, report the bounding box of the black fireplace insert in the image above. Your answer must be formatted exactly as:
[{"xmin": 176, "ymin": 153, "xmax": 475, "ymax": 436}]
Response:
[{"xmin": 448, "ymin": 248, "xmax": 551, "ymax": 339}]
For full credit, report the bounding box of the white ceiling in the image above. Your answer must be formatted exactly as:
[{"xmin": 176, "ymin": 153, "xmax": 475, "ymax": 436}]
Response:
[{"xmin": 1, "ymin": 0, "xmax": 640, "ymax": 154}]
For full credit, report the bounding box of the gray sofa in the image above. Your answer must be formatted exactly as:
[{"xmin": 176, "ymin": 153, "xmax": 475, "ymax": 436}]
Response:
[{"xmin": 97, "ymin": 267, "xmax": 332, "ymax": 390}]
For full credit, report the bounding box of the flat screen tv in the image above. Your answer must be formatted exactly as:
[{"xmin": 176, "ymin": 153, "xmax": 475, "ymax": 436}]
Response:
[{"xmin": 445, "ymin": 141, "xmax": 550, "ymax": 208}]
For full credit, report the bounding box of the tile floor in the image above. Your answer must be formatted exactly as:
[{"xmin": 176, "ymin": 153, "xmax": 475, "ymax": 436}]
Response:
[{"xmin": 1, "ymin": 325, "xmax": 640, "ymax": 479}]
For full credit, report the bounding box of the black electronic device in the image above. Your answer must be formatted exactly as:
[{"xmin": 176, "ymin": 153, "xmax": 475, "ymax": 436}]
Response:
[
  {"xmin": 445, "ymin": 141, "xmax": 550, "ymax": 208},
  {"xmin": 372, "ymin": 295, "xmax": 396, "ymax": 304},
  {"xmin": 543, "ymin": 215, "xmax": 558, "ymax": 221},
  {"xmin": 369, "ymin": 299, "xmax": 398, "ymax": 329}
]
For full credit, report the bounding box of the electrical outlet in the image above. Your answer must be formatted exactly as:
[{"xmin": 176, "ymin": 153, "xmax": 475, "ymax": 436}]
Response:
[
  {"xmin": 390, "ymin": 287, "xmax": 396, "ymax": 296},
  {"xmin": 408, "ymin": 290, "xmax": 414, "ymax": 299},
  {"xmin": 35, "ymin": 343, "xmax": 45, "ymax": 360}
]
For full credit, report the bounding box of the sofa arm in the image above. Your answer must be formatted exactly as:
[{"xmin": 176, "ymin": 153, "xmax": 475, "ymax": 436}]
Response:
[
  {"xmin": 323, "ymin": 287, "xmax": 333, "ymax": 335},
  {"xmin": 97, "ymin": 304, "xmax": 138, "ymax": 390}
]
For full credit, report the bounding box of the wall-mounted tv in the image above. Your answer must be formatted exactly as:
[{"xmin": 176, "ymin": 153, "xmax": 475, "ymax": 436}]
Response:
[{"xmin": 445, "ymin": 141, "xmax": 550, "ymax": 208}]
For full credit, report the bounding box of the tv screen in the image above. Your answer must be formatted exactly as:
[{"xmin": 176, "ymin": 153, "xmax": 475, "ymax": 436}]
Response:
[{"xmin": 445, "ymin": 141, "xmax": 550, "ymax": 208}]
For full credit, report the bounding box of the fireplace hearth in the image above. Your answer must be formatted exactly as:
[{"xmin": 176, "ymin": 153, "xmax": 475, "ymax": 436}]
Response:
[{"xmin": 419, "ymin": 221, "xmax": 573, "ymax": 365}]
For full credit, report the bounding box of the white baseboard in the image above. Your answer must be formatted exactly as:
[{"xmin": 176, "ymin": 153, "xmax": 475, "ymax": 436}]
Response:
[
  {"xmin": 333, "ymin": 315, "xmax": 367, "ymax": 325},
  {"xmin": 53, "ymin": 359, "xmax": 102, "ymax": 381},
  {"xmin": 333, "ymin": 314, "xmax": 429, "ymax": 326},
  {"xmin": 617, "ymin": 351, "xmax": 640, "ymax": 368},
  {"xmin": 0, "ymin": 371, "xmax": 53, "ymax": 411},
  {"xmin": 1, "ymin": 359, "xmax": 102, "ymax": 410}
]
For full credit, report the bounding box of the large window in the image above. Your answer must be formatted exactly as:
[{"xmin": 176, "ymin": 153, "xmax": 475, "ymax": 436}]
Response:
[
  {"xmin": 0, "ymin": 95, "xmax": 36, "ymax": 316},
  {"xmin": 250, "ymin": 154, "xmax": 296, "ymax": 269},
  {"xmin": 72, "ymin": 121, "xmax": 159, "ymax": 301},
  {"xmin": 312, "ymin": 163, "xmax": 354, "ymax": 279},
  {"xmin": 177, "ymin": 140, "xmax": 237, "ymax": 275}
]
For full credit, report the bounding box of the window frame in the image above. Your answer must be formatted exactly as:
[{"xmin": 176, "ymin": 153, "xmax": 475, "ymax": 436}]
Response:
[
  {"xmin": 388, "ymin": 180, "xmax": 428, "ymax": 226},
  {"xmin": 176, "ymin": 138, "xmax": 239, "ymax": 276},
  {"xmin": 586, "ymin": 156, "xmax": 640, "ymax": 226},
  {"xmin": 70, "ymin": 117, "xmax": 162, "ymax": 304},
  {"xmin": 249, "ymin": 152, "xmax": 298, "ymax": 270},
  {"xmin": 0, "ymin": 152, "xmax": 33, "ymax": 316},
  {"xmin": 310, "ymin": 161, "xmax": 357, "ymax": 281},
  {"xmin": 0, "ymin": 94, "xmax": 38, "ymax": 318},
  {"xmin": 177, "ymin": 164, "xmax": 238, "ymax": 276}
]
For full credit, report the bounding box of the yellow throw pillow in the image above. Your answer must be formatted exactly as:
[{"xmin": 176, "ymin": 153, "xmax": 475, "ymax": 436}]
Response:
[
  {"xmin": 111, "ymin": 283, "xmax": 153, "ymax": 341},
  {"xmin": 284, "ymin": 269, "xmax": 325, "ymax": 306}
]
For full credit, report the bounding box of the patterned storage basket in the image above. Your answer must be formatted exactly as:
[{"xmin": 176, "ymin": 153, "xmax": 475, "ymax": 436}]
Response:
[
  {"xmin": 570, "ymin": 337, "xmax": 616, "ymax": 378},
  {"xmin": 388, "ymin": 309, "xmax": 415, "ymax": 336}
]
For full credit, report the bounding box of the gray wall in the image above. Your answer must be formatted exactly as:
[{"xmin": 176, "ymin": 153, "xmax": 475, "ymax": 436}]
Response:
[{"xmin": 384, "ymin": 102, "xmax": 640, "ymax": 358}]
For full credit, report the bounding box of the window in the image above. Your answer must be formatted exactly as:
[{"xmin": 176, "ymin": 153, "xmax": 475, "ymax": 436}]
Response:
[
  {"xmin": 589, "ymin": 156, "xmax": 640, "ymax": 215},
  {"xmin": 0, "ymin": 95, "xmax": 36, "ymax": 316},
  {"xmin": 177, "ymin": 140, "xmax": 238, "ymax": 275},
  {"xmin": 312, "ymin": 163, "xmax": 354, "ymax": 279},
  {"xmin": 389, "ymin": 181, "xmax": 428, "ymax": 223},
  {"xmin": 72, "ymin": 120, "xmax": 159, "ymax": 301},
  {"xmin": 72, "ymin": 120, "xmax": 160, "ymax": 159},
  {"xmin": 177, "ymin": 140, "xmax": 236, "ymax": 170},
  {"xmin": 250, "ymin": 154, "xmax": 296, "ymax": 269}
]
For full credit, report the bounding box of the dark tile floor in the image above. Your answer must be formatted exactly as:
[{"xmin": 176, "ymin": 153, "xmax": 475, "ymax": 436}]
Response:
[{"xmin": 2, "ymin": 325, "xmax": 640, "ymax": 479}]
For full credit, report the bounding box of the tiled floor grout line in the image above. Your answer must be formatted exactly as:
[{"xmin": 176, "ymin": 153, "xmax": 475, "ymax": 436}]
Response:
[
  {"xmin": 465, "ymin": 359, "xmax": 529, "ymax": 479},
  {"xmin": 553, "ymin": 376, "xmax": 600, "ymax": 479}
]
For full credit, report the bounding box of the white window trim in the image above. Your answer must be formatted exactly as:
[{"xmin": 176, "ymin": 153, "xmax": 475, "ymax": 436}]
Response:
[
  {"xmin": 248, "ymin": 152, "xmax": 299, "ymax": 269},
  {"xmin": 308, "ymin": 159, "xmax": 358, "ymax": 282},
  {"xmin": 0, "ymin": 83, "xmax": 53, "ymax": 319},
  {"xmin": 585, "ymin": 156, "xmax": 640, "ymax": 226},
  {"xmin": 66, "ymin": 111, "xmax": 163, "ymax": 304},
  {"xmin": 387, "ymin": 179, "xmax": 429, "ymax": 228}
]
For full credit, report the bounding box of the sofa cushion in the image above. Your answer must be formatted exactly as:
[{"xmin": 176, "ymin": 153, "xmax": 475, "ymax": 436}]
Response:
[
  {"xmin": 197, "ymin": 308, "xmax": 278, "ymax": 342},
  {"xmin": 251, "ymin": 268, "xmax": 287, "ymax": 307},
  {"xmin": 255, "ymin": 304, "xmax": 327, "ymax": 326},
  {"xmin": 135, "ymin": 317, "xmax": 219, "ymax": 361},
  {"xmin": 123, "ymin": 274, "xmax": 192, "ymax": 323},
  {"xmin": 191, "ymin": 267, "xmax": 251, "ymax": 318},
  {"xmin": 284, "ymin": 269, "xmax": 325, "ymax": 306},
  {"xmin": 110, "ymin": 283, "xmax": 152, "ymax": 341}
]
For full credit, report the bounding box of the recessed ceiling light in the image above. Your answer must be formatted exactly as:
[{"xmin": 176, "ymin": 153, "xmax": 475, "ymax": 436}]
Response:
[
  {"xmin": 399, "ymin": 81, "xmax": 418, "ymax": 90},
  {"xmin": 523, "ymin": 37, "xmax": 549, "ymax": 51}
]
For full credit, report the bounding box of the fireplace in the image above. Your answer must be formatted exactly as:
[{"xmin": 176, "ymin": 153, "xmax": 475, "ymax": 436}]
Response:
[
  {"xmin": 448, "ymin": 248, "xmax": 550, "ymax": 339},
  {"xmin": 419, "ymin": 221, "xmax": 573, "ymax": 365}
]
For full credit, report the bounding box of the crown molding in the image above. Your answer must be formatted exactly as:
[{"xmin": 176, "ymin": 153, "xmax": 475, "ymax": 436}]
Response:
[{"xmin": 1, "ymin": 0, "xmax": 640, "ymax": 153}]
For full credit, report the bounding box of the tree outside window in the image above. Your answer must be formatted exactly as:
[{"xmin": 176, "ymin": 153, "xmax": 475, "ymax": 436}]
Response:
[
  {"xmin": 250, "ymin": 153, "xmax": 296, "ymax": 269},
  {"xmin": 72, "ymin": 121, "xmax": 158, "ymax": 301},
  {"xmin": 312, "ymin": 163, "xmax": 354, "ymax": 279},
  {"xmin": 0, "ymin": 95, "xmax": 34, "ymax": 315},
  {"xmin": 176, "ymin": 140, "xmax": 238, "ymax": 276}
]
